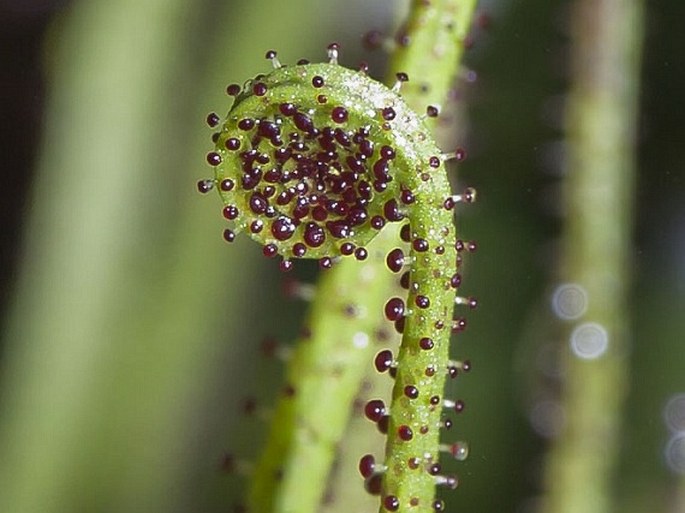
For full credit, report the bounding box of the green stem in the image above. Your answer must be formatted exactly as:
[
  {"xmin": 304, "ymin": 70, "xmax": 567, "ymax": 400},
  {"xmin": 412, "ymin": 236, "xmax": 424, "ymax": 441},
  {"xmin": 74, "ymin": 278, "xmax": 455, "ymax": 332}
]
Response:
[
  {"xmin": 381, "ymin": 4, "xmax": 477, "ymax": 512},
  {"xmin": 248, "ymin": 226, "xmax": 400, "ymax": 513},
  {"xmin": 389, "ymin": 0, "xmax": 477, "ymax": 114},
  {"xmin": 541, "ymin": 1, "xmax": 644, "ymax": 513}
]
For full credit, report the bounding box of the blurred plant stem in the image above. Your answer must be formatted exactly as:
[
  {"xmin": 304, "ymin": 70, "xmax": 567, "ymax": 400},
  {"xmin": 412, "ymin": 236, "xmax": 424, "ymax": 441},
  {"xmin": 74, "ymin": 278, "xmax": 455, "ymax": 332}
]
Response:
[
  {"xmin": 541, "ymin": 1, "xmax": 644, "ymax": 513},
  {"xmin": 0, "ymin": 0, "xmax": 321, "ymax": 512}
]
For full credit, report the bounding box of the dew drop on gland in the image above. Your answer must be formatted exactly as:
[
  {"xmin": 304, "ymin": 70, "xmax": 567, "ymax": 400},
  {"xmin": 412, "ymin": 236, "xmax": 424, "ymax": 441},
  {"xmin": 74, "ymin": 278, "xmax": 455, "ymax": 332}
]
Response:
[
  {"xmin": 373, "ymin": 180, "xmax": 388, "ymax": 193},
  {"xmin": 429, "ymin": 156, "xmax": 441, "ymax": 168},
  {"xmin": 279, "ymin": 102, "xmax": 296, "ymax": 116},
  {"xmin": 359, "ymin": 454, "xmax": 376, "ymax": 478},
  {"xmin": 398, "ymin": 425, "xmax": 413, "ymax": 441},
  {"xmin": 430, "ymin": 395, "xmax": 440, "ymax": 405},
  {"xmin": 364, "ymin": 399, "xmax": 386, "ymax": 422},
  {"xmin": 326, "ymin": 220, "xmax": 351, "ymax": 239},
  {"xmin": 292, "ymin": 243, "xmax": 307, "ymax": 257},
  {"xmin": 428, "ymin": 463, "xmax": 442, "ymax": 475},
  {"xmin": 206, "ymin": 152, "xmax": 222, "ymax": 166},
  {"xmin": 452, "ymin": 317, "xmax": 467, "ymax": 333},
  {"xmin": 412, "ymin": 238, "xmax": 428, "ymax": 252},
  {"xmin": 222, "ymin": 229, "xmax": 235, "ymax": 242},
  {"xmin": 394, "ymin": 317, "xmax": 405, "ymax": 334},
  {"xmin": 225, "ymin": 137, "xmax": 240, "ymax": 150},
  {"xmin": 401, "ymin": 189, "xmax": 415, "ymax": 205},
  {"xmin": 400, "ymin": 223, "xmax": 411, "ymax": 242},
  {"xmin": 250, "ymin": 220, "xmax": 263, "ymax": 233},
  {"xmin": 371, "ymin": 215, "xmax": 385, "ymax": 230},
  {"xmin": 408, "ymin": 457, "xmax": 421, "ymax": 469},
  {"xmin": 319, "ymin": 257, "xmax": 333, "ymax": 269},
  {"xmin": 462, "ymin": 359, "xmax": 472, "ymax": 372},
  {"xmin": 373, "ymin": 159, "xmax": 390, "ymax": 181},
  {"xmin": 433, "ymin": 499, "xmax": 446, "ymax": 511},
  {"xmin": 386, "ymin": 248, "xmax": 405, "ymax": 273},
  {"xmin": 365, "ymin": 474, "xmax": 382, "ymax": 495},
  {"xmin": 359, "ymin": 138, "xmax": 374, "ymax": 157},
  {"xmin": 197, "ymin": 179, "xmax": 214, "ymax": 193},
  {"xmin": 340, "ymin": 242, "xmax": 355, "ymax": 255},
  {"xmin": 294, "ymin": 112, "xmax": 314, "ymax": 133},
  {"xmin": 377, "ymin": 414, "xmax": 390, "ymax": 434},
  {"xmin": 354, "ymin": 247, "xmax": 368, "ymax": 261},
  {"xmin": 276, "ymin": 190, "xmax": 292, "ymax": 206},
  {"xmin": 381, "ymin": 107, "xmax": 396, "ymax": 120},
  {"xmin": 279, "ymin": 259, "xmax": 293, "ymax": 272},
  {"xmin": 380, "ymin": 145, "xmax": 396, "ymax": 160},
  {"xmin": 252, "ymin": 82, "xmax": 267, "ymax": 96},
  {"xmin": 384, "ymin": 495, "xmax": 400, "ymax": 511},
  {"xmin": 440, "ymin": 475, "xmax": 459, "ymax": 489},
  {"xmin": 206, "ymin": 112, "xmax": 220, "ymax": 127},
  {"xmin": 419, "ymin": 337, "xmax": 434, "ymax": 350},
  {"xmin": 374, "ymin": 349, "xmax": 394, "ymax": 373},
  {"xmin": 404, "ymin": 385, "xmax": 419, "ymax": 399},
  {"xmin": 258, "ymin": 121, "xmax": 279, "ymax": 139},
  {"xmin": 271, "ymin": 216, "xmax": 296, "ymax": 241},
  {"xmin": 449, "ymin": 441, "xmax": 470, "ymax": 461},
  {"xmin": 238, "ymin": 118, "xmax": 255, "ymax": 130},
  {"xmin": 249, "ymin": 192, "xmax": 268, "ymax": 214},
  {"xmin": 399, "ymin": 271, "xmax": 410, "ymax": 289},
  {"xmin": 462, "ymin": 186, "xmax": 477, "ymax": 203},
  {"xmin": 303, "ymin": 222, "xmax": 325, "ymax": 248},
  {"xmin": 312, "ymin": 75, "xmax": 325, "ymax": 88},
  {"xmin": 451, "ymin": 273, "xmax": 462, "ymax": 288},
  {"xmin": 226, "ymin": 83, "xmax": 241, "ymax": 96},
  {"xmin": 222, "ymin": 205, "xmax": 239, "ymax": 220},
  {"xmin": 331, "ymin": 106, "xmax": 348, "ymax": 123},
  {"xmin": 415, "ymin": 295, "xmax": 430, "ymax": 309},
  {"xmin": 263, "ymin": 243, "xmax": 278, "ymax": 258},
  {"xmin": 384, "ymin": 297, "xmax": 405, "ymax": 321},
  {"xmin": 384, "ymin": 199, "xmax": 404, "ymax": 222},
  {"xmin": 426, "ymin": 105, "xmax": 439, "ymax": 117}
]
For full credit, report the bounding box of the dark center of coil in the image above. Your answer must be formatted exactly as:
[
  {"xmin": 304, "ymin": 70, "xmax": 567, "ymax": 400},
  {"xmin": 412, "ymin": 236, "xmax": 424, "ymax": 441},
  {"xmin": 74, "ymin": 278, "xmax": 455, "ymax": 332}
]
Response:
[{"xmin": 217, "ymin": 92, "xmax": 401, "ymax": 259}]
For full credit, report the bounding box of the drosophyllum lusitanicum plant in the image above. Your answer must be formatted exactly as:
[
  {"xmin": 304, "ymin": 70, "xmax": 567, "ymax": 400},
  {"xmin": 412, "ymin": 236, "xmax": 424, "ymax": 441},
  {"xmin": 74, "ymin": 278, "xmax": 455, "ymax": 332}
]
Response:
[{"xmin": 197, "ymin": 2, "xmax": 480, "ymax": 512}]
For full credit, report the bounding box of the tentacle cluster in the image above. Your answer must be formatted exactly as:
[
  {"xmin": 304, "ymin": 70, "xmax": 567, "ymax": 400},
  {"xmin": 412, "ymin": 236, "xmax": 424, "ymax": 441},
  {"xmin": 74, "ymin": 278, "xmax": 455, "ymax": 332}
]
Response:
[
  {"xmin": 201, "ymin": 55, "xmax": 452, "ymax": 272},
  {"xmin": 199, "ymin": 48, "xmax": 476, "ymax": 513}
]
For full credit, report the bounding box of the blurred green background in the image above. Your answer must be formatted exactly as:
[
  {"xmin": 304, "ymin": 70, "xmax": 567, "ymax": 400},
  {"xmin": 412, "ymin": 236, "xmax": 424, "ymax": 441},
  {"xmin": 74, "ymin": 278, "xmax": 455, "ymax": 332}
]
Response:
[{"xmin": 0, "ymin": 0, "xmax": 683, "ymax": 512}]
